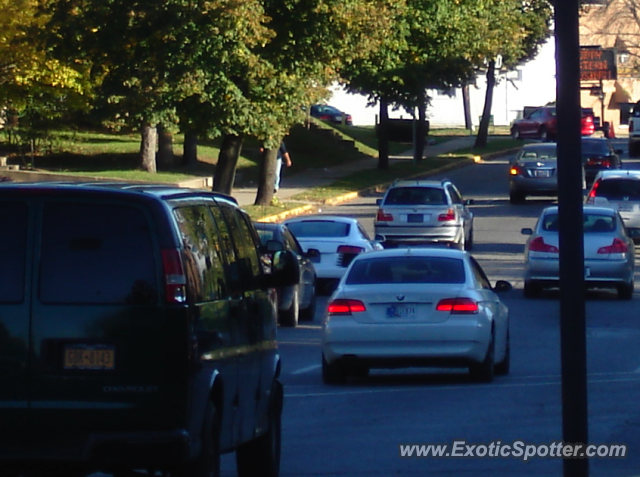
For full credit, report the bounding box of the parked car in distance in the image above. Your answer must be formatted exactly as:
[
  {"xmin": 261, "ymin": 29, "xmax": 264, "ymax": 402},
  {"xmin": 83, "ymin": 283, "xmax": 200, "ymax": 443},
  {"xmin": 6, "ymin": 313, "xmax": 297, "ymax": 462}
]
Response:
[
  {"xmin": 255, "ymin": 221, "xmax": 319, "ymax": 326},
  {"xmin": 374, "ymin": 179, "xmax": 474, "ymax": 250},
  {"xmin": 521, "ymin": 205, "xmax": 635, "ymax": 299},
  {"xmin": 586, "ymin": 170, "xmax": 640, "ymax": 243},
  {"xmin": 582, "ymin": 137, "xmax": 623, "ymax": 185},
  {"xmin": 0, "ymin": 182, "xmax": 300, "ymax": 477},
  {"xmin": 510, "ymin": 106, "xmax": 595, "ymax": 141},
  {"xmin": 321, "ymin": 248, "xmax": 512, "ymax": 384},
  {"xmin": 283, "ymin": 215, "xmax": 382, "ymax": 294},
  {"xmin": 509, "ymin": 142, "xmax": 586, "ymax": 204},
  {"xmin": 627, "ymin": 100, "xmax": 640, "ymax": 157},
  {"xmin": 309, "ymin": 104, "xmax": 353, "ymax": 125}
]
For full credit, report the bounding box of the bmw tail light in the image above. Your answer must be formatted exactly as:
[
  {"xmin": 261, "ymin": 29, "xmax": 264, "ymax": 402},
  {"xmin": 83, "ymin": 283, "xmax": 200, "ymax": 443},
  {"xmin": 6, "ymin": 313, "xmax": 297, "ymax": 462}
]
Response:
[
  {"xmin": 328, "ymin": 299, "xmax": 366, "ymax": 314},
  {"xmin": 598, "ymin": 238, "xmax": 628, "ymax": 254},
  {"xmin": 161, "ymin": 249, "xmax": 187, "ymax": 303},
  {"xmin": 528, "ymin": 236, "xmax": 559, "ymax": 253},
  {"xmin": 337, "ymin": 245, "xmax": 365, "ymax": 254},
  {"xmin": 376, "ymin": 209, "xmax": 393, "ymax": 221},
  {"xmin": 436, "ymin": 298, "xmax": 479, "ymax": 314},
  {"xmin": 438, "ymin": 208, "xmax": 456, "ymax": 222}
]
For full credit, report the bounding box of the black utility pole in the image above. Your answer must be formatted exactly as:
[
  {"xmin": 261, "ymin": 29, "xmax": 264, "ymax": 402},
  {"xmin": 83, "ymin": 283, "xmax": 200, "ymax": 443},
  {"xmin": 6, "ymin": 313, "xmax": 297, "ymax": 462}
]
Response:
[{"xmin": 555, "ymin": 1, "xmax": 589, "ymax": 476}]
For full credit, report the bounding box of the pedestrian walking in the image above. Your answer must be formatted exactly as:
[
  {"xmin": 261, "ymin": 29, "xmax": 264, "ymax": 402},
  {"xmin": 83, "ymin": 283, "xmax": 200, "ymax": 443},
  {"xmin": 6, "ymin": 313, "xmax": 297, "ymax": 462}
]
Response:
[{"xmin": 274, "ymin": 141, "xmax": 292, "ymax": 193}]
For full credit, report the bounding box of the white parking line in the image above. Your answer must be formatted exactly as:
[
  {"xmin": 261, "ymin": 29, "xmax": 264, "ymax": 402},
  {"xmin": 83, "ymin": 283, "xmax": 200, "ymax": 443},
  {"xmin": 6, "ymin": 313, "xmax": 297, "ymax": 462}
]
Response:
[{"xmin": 291, "ymin": 364, "xmax": 322, "ymax": 375}]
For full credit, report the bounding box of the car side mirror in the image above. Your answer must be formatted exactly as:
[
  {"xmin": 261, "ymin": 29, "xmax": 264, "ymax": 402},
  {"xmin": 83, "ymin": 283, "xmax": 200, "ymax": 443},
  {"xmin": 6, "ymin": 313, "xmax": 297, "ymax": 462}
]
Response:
[
  {"xmin": 265, "ymin": 250, "xmax": 300, "ymax": 288},
  {"xmin": 493, "ymin": 280, "xmax": 513, "ymax": 293},
  {"xmin": 521, "ymin": 228, "xmax": 533, "ymax": 235},
  {"xmin": 376, "ymin": 199, "xmax": 383, "ymax": 206},
  {"xmin": 266, "ymin": 240, "xmax": 284, "ymax": 253},
  {"xmin": 305, "ymin": 248, "xmax": 320, "ymax": 259},
  {"xmin": 374, "ymin": 234, "xmax": 386, "ymax": 243}
]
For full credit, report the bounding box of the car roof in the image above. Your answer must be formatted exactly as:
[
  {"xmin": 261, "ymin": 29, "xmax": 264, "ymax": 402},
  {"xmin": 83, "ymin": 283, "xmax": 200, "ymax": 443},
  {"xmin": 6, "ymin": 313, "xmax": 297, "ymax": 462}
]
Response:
[
  {"xmin": 541, "ymin": 205, "xmax": 617, "ymax": 216},
  {"xmin": 283, "ymin": 214, "xmax": 359, "ymax": 224},
  {"xmin": 387, "ymin": 179, "xmax": 446, "ymax": 189},
  {"xmin": 519, "ymin": 143, "xmax": 557, "ymax": 151},
  {"xmin": 594, "ymin": 170, "xmax": 640, "ymax": 180},
  {"xmin": 253, "ymin": 221, "xmax": 283, "ymax": 231}
]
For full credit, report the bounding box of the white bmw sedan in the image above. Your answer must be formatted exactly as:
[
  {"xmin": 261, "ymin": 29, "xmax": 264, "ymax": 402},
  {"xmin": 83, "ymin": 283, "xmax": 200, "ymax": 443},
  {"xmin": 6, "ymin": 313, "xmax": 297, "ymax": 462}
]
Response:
[{"xmin": 321, "ymin": 248, "xmax": 512, "ymax": 384}]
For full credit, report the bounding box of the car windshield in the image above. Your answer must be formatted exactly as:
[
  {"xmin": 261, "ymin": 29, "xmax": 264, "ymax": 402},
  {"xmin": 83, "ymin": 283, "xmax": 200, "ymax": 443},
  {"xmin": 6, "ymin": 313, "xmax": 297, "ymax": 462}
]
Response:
[
  {"xmin": 346, "ymin": 256, "xmax": 465, "ymax": 285},
  {"xmin": 518, "ymin": 147, "xmax": 557, "ymax": 161},
  {"xmin": 542, "ymin": 213, "xmax": 615, "ymax": 232},
  {"xmin": 384, "ymin": 187, "xmax": 446, "ymax": 206},
  {"xmin": 596, "ymin": 179, "xmax": 640, "ymax": 201},
  {"xmin": 286, "ymin": 220, "xmax": 350, "ymax": 238},
  {"xmin": 582, "ymin": 140, "xmax": 609, "ymax": 155}
]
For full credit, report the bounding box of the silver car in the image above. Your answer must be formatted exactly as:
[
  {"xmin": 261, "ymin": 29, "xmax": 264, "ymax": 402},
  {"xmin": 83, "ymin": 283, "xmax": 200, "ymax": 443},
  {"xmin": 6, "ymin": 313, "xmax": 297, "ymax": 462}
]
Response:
[
  {"xmin": 509, "ymin": 143, "xmax": 586, "ymax": 204},
  {"xmin": 374, "ymin": 179, "xmax": 474, "ymax": 250},
  {"xmin": 521, "ymin": 205, "xmax": 635, "ymax": 299},
  {"xmin": 321, "ymin": 248, "xmax": 512, "ymax": 384},
  {"xmin": 585, "ymin": 170, "xmax": 640, "ymax": 243}
]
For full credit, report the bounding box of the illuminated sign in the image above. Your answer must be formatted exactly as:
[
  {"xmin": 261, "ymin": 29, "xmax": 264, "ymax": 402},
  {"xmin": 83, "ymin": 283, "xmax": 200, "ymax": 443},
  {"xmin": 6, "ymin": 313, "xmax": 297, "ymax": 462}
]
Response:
[{"xmin": 580, "ymin": 47, "xmax": 617, "ymax": 81}]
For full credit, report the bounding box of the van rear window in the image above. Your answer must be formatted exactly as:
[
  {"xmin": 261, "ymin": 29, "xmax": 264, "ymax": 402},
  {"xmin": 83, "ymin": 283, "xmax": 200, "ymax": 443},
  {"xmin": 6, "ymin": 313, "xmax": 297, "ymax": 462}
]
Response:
[
  {"xmin": 0, "ymin": 202, "xmax": 28, "ymax": 303},
  {"xmin": 40, "ymin": 203, "xmax": 158, "ymax": 304}
]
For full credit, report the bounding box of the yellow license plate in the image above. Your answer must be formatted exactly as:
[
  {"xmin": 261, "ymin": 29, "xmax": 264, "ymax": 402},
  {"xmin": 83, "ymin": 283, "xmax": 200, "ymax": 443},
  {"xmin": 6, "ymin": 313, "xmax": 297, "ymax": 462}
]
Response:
[{"xmin": 64, "ymin": 345, "xmax": 115, "ymax": 370}]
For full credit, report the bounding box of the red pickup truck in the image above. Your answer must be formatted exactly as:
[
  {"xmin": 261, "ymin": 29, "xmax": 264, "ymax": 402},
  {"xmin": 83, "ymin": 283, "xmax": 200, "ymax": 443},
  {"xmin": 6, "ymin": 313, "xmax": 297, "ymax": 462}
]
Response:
[{"xmin": 510, "ymin": 106, "xmax": 595, "ymax": 142}]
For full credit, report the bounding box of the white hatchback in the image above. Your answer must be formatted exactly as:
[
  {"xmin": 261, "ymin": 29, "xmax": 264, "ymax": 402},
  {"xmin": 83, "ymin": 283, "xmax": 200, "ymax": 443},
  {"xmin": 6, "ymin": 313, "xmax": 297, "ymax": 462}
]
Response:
[{"xmin": 321, "ymin": 248, "xmax": 512, "ymax": 384}]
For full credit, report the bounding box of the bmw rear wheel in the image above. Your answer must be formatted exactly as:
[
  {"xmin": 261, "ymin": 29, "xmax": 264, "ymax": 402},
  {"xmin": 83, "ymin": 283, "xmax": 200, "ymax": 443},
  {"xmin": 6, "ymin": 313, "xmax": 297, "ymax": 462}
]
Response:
[{"xmin": 469, "ymin": 331, "xmax": 495, "ymax": 383}]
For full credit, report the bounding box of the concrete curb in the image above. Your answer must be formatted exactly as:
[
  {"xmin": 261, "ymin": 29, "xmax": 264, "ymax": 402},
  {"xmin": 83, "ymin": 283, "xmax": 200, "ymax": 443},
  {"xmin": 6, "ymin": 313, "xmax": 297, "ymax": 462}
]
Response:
[{"xmin": 257, "ymin": 148, "xmax": 518, "ymax": 222}]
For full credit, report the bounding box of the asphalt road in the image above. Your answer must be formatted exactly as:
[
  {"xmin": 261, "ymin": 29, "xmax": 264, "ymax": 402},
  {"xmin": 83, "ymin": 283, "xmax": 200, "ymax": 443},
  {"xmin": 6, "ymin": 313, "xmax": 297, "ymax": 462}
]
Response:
[{"xmin": 220, "ymin": 138, "xmax": 640, "ymax": 476}]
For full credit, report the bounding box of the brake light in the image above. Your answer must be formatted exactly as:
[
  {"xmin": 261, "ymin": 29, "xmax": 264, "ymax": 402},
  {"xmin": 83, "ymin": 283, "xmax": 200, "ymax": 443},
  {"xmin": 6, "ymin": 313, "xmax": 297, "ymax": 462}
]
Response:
[
  {"xmin": 436, "ymin": 298, "xmax": 479, "ymax": 314},
  {"xmin": 328, "ymin": 299, "xmax": 366, "ymax": 314},
  {"xmin": 587, "ymin": 179, "xmax": 600, "ymax": 201},
  {"xmin": 598, "ymin": 238, "xmax": 628, "ymax": 254},
  {"xmin": 161, "ymin": 249, "xmax": 187, "ymax": 303},
  {"xmin": 529, "ymin": 236, "xmax": 559, "ymax": 253},
  {"xmin": 509, "ymin": 165, "xmax": 524, "ymax": 176},
  {"xmin": 376, "ymin": 209, "xmax": 393, "ymax": 221},
  {"xmin": 337, "ymin": 245, "xmax": 365, "ymax": 254},
  {"xmin": 438, "ymin": 208, "xmax": 456, "ymax": 221},
  {"xmin": 587, "ymin": 158, "xmax": 610, "ymax": 167}
]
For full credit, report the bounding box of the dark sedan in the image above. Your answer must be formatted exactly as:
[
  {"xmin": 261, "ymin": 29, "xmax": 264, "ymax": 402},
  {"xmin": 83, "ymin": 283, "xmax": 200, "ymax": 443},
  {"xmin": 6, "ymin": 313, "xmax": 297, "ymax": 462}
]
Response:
[
  {"xmin": 310, "ymin": 104, "xmax": 353, "ymax": 126},
  {"xmin": 255, "ymin": 222, "xmax": 318, "ymax": 326},
  {"xmin": 582, "ymin": 137, "xmax": 622, "ymax": 185}
]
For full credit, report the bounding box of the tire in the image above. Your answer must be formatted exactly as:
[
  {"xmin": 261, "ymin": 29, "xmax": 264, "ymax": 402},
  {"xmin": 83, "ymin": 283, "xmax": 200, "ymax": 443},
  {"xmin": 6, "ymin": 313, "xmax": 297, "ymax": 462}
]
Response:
[
  {"xmin": 236, "ymin": 380, "xmax": 283, "ymax": 477},
  {"xmin": 469, "ymin": 331, "xmax": 495, "ymax": 383},
  {"xmin": 511, "ymin": 127, "xmax": 521, "ymax": 140},
  {"xmin": 299, "ymin": 287, "xmax": 316, "ymax": 321},
  {"xmin": 279, "ymin": 289, "xmax": 299, "ymax": 327},
  {"xmin": 539, "ymin": 126, "xmax": 549, "ymax": 142},
  {"xmin": 322, "ymin": 353, "xmax": 348, "ymax": 384},
  {"xmin": 617, "ymin": 281, "xmax": 634, "ymax": 300},
  {"xmin": 509, "ymin": 190, "xmax": 525, "ymax": 204},
  {"xmin": 174, "ymin": 402, "xmax": 220, "ymax": 477},
  {"xmin": 350, "ymin": 365, "xmax": 369, "ymax": 379},
  {"xmin": 494, "ymin": 329, "xmax": 510, "ymax": 376},
  {"xmin": 523, "ymin": 281, "xmax": 541, "ymax": 299},
  {"xmin": 464, "ymin": 227, "xmax": 474, "ymax": 251}
]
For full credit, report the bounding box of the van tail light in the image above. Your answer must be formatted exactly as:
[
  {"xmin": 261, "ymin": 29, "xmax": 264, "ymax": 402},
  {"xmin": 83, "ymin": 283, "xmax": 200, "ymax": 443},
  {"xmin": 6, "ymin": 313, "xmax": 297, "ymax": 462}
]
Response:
[
  {"xmin": 438, "ymin": 208, "xmax": 456, "ymax": 222},
  {"xmin": 337, "ymin": 245, "xmax": 364, "ymax": 254},
  {"xmin": 598, "ymin": 238, "xmax": 628, "ymax": 254},
  {"xmin": 328, "ymin": 299, "xmax": 366, "ymax": 314},
  {"xmin": 529, "ymin": 236, "xmax": 559, "ymax": 253},
  {"xmin": 161, "ymin": 249, "xmax": 187, "ymax": 303},
  {"xmin": 376, "ymin": 209, "xmax": 393, "ymax": 221},
  {"xmin": 436, "ymin": 298, "xmax": 479, "ymax": 314}
]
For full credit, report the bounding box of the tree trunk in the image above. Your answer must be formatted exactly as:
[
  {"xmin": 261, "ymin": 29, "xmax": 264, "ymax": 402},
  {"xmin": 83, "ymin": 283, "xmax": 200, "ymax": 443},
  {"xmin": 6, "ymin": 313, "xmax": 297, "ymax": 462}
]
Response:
[
  {"xmin": 414, "ymin": 93, "xmax": 427, "ymax": 163},
  {"xmin": 254, "ymin": 147, "xmax": 278, "ymax": 206},
  {"xmin": 213, "ymin": 133, "xmax": 243, "ymax": 195},
  {"xmin": 156, "ymin": 124, "xmax": 175, "ymax": 170},
  {"xmin": 183, "ymin": 130, "xmax": 198, "ymax": 167},
  {"xmin": 378, "ymin": 97, "xmax": 390, "ymax": 170},
  {"xmin": 140, "ymin": 124, "xmax": 157, "ymax": 173},
  {"xmin": 462, "ymin": 84, "xmax": 473, "ymax": 131},
  {"xmin": 474, "ymin": 60, "xmax": 496, "ymax": 149}
]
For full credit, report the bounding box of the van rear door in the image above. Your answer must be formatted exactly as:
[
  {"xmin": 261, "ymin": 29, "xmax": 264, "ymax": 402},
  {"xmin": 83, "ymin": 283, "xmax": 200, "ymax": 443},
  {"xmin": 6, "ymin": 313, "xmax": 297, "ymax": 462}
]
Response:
[
  {"xmin": 0, "ymin": 201, "xmax": 30, "ymax": 455},
  {"xmin": 29, "ymin": 200, "xmax": 188, "ymax": 457}
]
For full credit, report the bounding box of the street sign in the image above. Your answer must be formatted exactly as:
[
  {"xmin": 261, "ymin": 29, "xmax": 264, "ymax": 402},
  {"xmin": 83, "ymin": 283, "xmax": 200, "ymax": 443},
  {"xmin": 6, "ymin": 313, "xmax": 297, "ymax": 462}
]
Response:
[{"xmin": 580, "ymin": 46, "xmax": 617, "ymax": 81}]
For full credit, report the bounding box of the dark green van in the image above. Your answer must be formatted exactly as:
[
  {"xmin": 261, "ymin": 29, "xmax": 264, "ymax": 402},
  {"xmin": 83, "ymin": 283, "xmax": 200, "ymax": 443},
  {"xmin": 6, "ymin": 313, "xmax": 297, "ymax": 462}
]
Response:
[{"xmin": 0, "ymin": 182, "xmax": 298, "ymax": 477}]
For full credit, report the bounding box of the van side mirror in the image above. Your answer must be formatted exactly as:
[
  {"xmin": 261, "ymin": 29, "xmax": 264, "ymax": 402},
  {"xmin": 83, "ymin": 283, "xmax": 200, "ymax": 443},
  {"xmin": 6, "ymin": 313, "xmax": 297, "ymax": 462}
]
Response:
[
  {"xmin": 266, "ymin": 250, "xmax": 300, "ymax": 288},
  {"xmin": 493, "ymin": 280, "xmax": 513, "ymax": 293},
  {"xmin": 521, "ymin": 228, "xmax": 533, "ymax": 235}
]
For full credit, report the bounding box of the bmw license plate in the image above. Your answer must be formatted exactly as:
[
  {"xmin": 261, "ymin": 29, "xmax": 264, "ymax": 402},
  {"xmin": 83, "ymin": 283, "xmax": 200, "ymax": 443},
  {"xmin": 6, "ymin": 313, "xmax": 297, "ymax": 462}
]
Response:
[
  {"xmin": 407, "ymin": 214, "xmax": 423, "ymax": 223},
  {"xmin": 386, "ymin": 305, "xmax": 416, "ymax": 318},
  {"xmin": 64, "ymin": 344, "xmax": 115, "ymax": 370}
]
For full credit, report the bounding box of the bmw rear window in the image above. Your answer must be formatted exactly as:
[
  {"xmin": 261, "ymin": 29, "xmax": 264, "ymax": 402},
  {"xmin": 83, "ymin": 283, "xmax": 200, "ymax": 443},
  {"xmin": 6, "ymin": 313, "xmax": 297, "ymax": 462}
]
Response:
[
  {"xmin": 287, "ymin": 221, "xmax": 350, "ymax": 238},
  {"xmin": 346, "ymin": 257, "xmax": 465, "ymax": 285},
  {"xmin": 384, "ymin": 187, "xmax": 446, "ymax": 205}
]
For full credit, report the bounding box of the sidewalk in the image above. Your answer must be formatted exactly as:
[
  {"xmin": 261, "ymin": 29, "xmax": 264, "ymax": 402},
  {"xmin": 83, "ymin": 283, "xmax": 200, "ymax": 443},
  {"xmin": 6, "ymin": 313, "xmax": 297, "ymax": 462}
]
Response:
[{"xmin": 231, "ymin": 136, "xmax": 481, "ymax": 207}]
